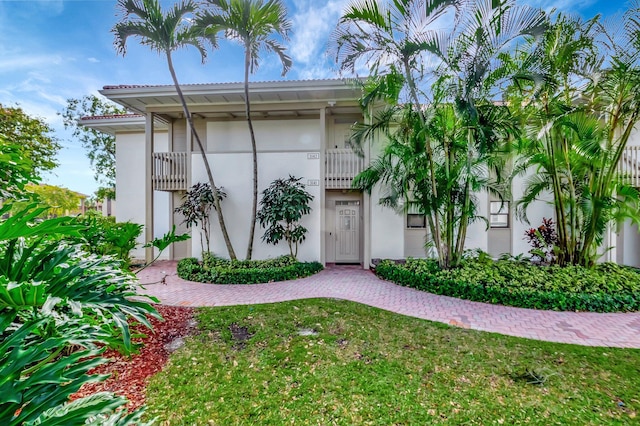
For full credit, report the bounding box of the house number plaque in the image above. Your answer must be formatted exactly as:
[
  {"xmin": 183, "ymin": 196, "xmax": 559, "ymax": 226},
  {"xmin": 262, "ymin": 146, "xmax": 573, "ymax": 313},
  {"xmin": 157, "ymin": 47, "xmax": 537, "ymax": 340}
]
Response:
[
  {"xmin": 307, "ymin": 179, "xmax": 320, "ymax": 186},
  {"xmin": 307, "ymin": 152, "xmax": 320, "ymax": 160}
]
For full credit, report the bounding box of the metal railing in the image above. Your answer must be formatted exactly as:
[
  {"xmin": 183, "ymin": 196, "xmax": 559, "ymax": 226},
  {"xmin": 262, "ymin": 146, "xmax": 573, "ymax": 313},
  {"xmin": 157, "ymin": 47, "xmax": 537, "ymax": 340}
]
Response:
[
  {"xmin": 152, "ymin": 152, "xmax": 188, "ymax": 191},
  {"xmin": 619, "ymin": 146, "xmax": 640, "ymax": 187},
  {"xmin": 325, "ymin": 148, "xmax": 364, "ymax": 189}
]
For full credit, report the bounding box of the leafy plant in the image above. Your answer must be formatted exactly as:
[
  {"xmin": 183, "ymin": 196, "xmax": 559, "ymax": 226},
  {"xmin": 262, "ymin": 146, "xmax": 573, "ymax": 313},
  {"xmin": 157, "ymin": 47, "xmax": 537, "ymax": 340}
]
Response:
[
  {"xmin": 375, "ymin": 255, "xmax": 640, "ymax": 312},
  {"xmin": 524, "ymin": 218, "xmax": 559, "ymax": 264},
  {"xmin": 177, "ymin": 255, "xmax": 322, "ymax": 284},
  {"xmin": 0, "ymin": 104, "xmax": 61, "ymax": 176},
  {"xmin": 137, "ymin": 225, "xmax": 192, "ymax": 274},
  {"xmin": 0, "ymin": 137, "xmax": 38, "ymax": 200},
  {"xmin": 0, "ymin": 203, "xmax": 158, "ymax": 424},
  {"xmin": 104, "ymin": 221, "xmax": 144, "ymax": 266},
  {"xmin": 175, "ymin": 182, "xmax": 226, "ymax": 255},
  {"xmin": 256, "ymin": 175, "xmax": 313, "ymax": 259},
  {"xmin": 69, "ymin": 214, "xmax": 143, "ymax": 268}
]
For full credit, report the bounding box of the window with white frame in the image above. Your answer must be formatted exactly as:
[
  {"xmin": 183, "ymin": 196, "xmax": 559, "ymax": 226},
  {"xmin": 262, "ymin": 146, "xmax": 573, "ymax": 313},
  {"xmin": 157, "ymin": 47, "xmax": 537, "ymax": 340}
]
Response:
[{"xmin": 490, "ymin": 201, "xmax": 509, "ymax": 228}]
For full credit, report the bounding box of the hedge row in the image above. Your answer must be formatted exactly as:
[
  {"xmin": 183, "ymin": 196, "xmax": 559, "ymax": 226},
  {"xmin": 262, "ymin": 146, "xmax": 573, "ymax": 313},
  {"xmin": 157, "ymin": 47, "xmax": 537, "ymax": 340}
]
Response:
[
  {"xmin": 177, "ymin": 256, "xmax": 323, "ymax": 284},
  {"xmin": 374, "ymin": 260, "xmax": 640, "ymax": 312}
]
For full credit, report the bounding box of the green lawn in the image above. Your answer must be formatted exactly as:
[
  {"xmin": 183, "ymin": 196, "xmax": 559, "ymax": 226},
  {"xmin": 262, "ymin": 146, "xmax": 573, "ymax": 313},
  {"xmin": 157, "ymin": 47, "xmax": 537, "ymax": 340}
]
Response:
[{"xmin": 146, "ymin": 299, "xmax": 639, "ymax": 425}]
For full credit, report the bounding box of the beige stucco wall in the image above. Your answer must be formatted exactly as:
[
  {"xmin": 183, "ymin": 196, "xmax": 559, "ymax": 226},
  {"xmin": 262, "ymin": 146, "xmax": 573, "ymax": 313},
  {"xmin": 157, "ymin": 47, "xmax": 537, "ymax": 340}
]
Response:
[
  {"xmin": 111, "ymin": 118, "xmax": 640, "ymax": 266},
  {"xmin": 187, "ymin": 118, "xmax": 323, "ymax": 261},
  {"xmin": 115, "ymin": 131, "xmax": 171, "ymax": 261}
]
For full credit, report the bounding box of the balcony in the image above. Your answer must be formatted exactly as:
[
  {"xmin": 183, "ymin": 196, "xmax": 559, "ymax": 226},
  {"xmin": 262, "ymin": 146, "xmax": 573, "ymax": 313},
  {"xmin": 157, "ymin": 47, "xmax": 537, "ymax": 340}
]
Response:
[
  {"xmin": 325, "ymin": 148, "xmax": 364, "ymax": 189},
  {"xmin": 619, "ymin": 146, "xmax": 640, "ymax": 187},
  {"xmin": 152, "ymin": 152, "xmax": 188, "ymax": 191}
]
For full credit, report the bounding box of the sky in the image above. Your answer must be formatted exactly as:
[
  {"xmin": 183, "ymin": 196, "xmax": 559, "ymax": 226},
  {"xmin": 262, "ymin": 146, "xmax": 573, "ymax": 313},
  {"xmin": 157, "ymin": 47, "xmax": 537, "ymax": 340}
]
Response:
[{"xmin": 0, "ymin": 0, "xmax": 629, "ymax": 196}]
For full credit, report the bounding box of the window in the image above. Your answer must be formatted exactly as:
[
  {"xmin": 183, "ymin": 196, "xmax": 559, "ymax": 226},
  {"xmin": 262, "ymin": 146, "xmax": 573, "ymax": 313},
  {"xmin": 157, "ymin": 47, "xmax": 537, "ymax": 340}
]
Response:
[
  {"xmin": 406, "ymin": 202, "xmax": 426, "ymax": 228},
  {"xmin": 407, "ymin": 213, "xmax": 426, "ymax": 228},
  {"xmin": 490, "ymin": 201, "xmax": 509, "ymax": 228}
]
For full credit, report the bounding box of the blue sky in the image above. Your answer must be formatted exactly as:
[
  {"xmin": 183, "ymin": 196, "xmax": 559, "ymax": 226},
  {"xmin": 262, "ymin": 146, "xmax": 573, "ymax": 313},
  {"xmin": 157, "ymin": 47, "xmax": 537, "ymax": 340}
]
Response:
[{"xmin": 0, "ymin": 0, "xmax": 628, "ymax": 196}]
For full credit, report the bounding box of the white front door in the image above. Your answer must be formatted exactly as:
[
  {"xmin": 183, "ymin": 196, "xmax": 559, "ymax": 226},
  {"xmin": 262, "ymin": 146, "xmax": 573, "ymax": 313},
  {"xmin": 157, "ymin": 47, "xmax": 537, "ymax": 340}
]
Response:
[{"xmin": 335, "ymin": 201, "xmax": 360, "ymax": 263}]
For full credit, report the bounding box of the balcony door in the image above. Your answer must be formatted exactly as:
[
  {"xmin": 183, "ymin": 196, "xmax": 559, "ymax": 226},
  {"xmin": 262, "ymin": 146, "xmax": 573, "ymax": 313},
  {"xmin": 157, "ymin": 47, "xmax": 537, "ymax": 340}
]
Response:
[{"xmin": 335, "ymin": 200, "xmax": 360, "ymax": 263}]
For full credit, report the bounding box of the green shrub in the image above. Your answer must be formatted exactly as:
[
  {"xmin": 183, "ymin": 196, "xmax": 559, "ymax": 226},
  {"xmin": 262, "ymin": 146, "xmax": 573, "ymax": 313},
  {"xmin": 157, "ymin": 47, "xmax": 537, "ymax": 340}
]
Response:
[
  {"xmin": 375, "ymin": 257, "xmax": 640, "ymax": 312},
  {"xmin": 0, "ymin": 204, "xmax": 157, "ymax": 424},
  {"xmin": 69, "ymin": 214, "xmax": 143, "ymax": 268},
  {"xmin": 177, "ymin": 255, "xmax": 323, "ymax": 284}
]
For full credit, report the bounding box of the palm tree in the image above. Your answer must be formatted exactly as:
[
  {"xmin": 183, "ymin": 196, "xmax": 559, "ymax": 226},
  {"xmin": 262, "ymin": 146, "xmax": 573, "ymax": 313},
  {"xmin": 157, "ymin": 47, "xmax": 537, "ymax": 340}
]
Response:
[
  {"xmin": 332, "ymin": 0, "xmax": 465, "ymax": 266},
  {"xmin": 513, "ymin": 8, "xmax": 640, "ymax": 267},
  {"xmin": 113, "ymin": 0, "xmax": 237, "ymax": 259},
  {"xmin": 197, "ymin": 0, "xmax": 291, "ymax": 260},
  {"xmin": 336, "ymin": 0, "xmax": 545, "ymax": 268}
]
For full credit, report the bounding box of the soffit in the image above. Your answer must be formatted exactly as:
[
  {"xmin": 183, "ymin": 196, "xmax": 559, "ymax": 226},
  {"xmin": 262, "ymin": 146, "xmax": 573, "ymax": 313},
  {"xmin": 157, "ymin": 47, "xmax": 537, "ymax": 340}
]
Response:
[
  {"xmin": 99, "ymin": 79, "xmax": 364, "ymax": 117},
  {"xmin": 78, "ymin": 114, "xmax": 167, "ymax": 135}
]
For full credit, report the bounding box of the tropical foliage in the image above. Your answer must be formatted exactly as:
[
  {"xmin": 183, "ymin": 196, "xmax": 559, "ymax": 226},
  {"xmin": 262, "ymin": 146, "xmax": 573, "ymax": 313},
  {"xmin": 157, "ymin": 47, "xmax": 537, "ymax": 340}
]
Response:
[
  {"xmin": 197, "ymin": 0, "xmax": 292, "ymax": 260},
  {"xmin": 113, "ymin": 0, "xmax": 237, "ymax": 259},
  {"xmin": 175, "ymin": 182, "xmax": 226, "ymax": 255},
  {"xmin": 0, "ymin": 137, "xmax": 38, "ymax": 200},
  {"xmin": 69, "ymin": 213, "xmax": 144, "ymax": 268},
  {"xmin": 11, "ymin": 183, "xmax": 83, "ymax": 218},
  {"xmin": 510, "ymin": 7, "xmax": 640, "ymax": 267},
  {"xmin": 335, "ymin": 0, "xmax": 546, "ymax": 268},
  {"xmin": 0, "ymin": 204, "xmax": 159, "ymax": 425},
  {"xmin": 375, "ymin": 254, "xmax": 640, "ymax": 312},
  {"xmin": 0, "ymin": 104, "xmax": 61, "ymax": 177},
  {"xmin": 177, "ymin": 254, "xmax": 322, "ymax": 284},
  {"xmin": 256, "ymin": 175, "xmax": 313, "ymax": 259}
]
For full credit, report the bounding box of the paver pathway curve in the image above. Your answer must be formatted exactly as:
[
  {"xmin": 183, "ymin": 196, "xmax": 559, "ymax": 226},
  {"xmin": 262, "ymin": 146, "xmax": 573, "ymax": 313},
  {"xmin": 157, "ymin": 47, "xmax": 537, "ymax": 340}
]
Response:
[{"xmin": 137, "ymin": 262, "xmax": 640, "ymax": 348}]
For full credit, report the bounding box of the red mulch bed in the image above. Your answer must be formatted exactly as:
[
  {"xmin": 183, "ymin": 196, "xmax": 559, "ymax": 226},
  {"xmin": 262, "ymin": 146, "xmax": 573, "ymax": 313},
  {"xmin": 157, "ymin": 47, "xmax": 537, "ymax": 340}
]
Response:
[{"xmin": 72, "ymin": 304, "xmax": 196, "ymax": 411}]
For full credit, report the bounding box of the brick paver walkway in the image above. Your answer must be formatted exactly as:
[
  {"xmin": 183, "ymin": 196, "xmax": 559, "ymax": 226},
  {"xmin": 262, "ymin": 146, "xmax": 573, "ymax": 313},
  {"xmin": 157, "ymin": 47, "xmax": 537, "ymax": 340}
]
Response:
[{"xmin": 136, "ymin": 261, "xmax": 640, "ymax": 348}]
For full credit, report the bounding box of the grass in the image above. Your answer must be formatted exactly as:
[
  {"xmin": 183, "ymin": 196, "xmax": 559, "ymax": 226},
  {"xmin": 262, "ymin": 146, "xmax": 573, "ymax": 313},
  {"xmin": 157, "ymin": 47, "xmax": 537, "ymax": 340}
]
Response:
[{"xmin": 145, "ymin": 299, "xmax": 640, "ymax": 425}]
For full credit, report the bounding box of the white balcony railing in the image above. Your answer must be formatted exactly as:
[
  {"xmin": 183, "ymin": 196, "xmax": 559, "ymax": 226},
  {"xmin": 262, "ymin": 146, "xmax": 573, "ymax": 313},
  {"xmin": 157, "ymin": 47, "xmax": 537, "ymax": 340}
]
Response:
[
  {"xmin": 325, "ymin": 148, "xmax": 364, "ymax": 189},
  {"xmin": 152, "ymin": 152, "xmax": 188, "ymax": 191},
  {"xmin": 619, "ymin": 146, "xmax": 640, "ymax": 188}
]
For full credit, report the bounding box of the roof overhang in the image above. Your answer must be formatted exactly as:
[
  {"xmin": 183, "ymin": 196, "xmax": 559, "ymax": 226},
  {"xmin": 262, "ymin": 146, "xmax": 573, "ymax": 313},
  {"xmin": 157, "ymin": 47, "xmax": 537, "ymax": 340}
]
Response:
[
  {"xmin": 99, "ymin": 79, "xmax": 364, "ymax": 119},
  {"xmin": 78, "ymin": 114, "xmax": 168, "ymax": 136}
]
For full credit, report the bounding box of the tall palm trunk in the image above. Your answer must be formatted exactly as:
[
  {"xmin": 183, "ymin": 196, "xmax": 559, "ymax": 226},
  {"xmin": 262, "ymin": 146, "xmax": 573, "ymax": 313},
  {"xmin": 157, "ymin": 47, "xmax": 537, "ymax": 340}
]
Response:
[
  {"xmin": 244, "ymin": 46, "xmax": 259, "ymax": 260},
  {"xmin": 166, "ymin": 51, "xmax": 237, "ymax": 259},
  {"xmin": 454, "ymin": 128, "xmax": 474, "ymax": 265},
  {"xmin": 403, "ymin": 59, "xmax": 445, "ymax": 266}
]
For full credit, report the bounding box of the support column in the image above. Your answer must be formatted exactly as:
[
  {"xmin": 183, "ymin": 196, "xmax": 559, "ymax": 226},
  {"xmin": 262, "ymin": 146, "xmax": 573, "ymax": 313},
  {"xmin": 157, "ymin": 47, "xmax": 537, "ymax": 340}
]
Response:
[
  {"xmin": 320, "ymin": 107, "xmax": 327, "ymax": 266},
  {"xmin": 185, "ymin": 116, "xmax": 193, "ymax": 258},
  {"xmin": 168, "ymin": 120, "xmax": 175, "ymax": 260},
  {"xmin": 145, "ymin": 113, "xmax": 155, "ymax": 264},
  {"xmin": 363, "ymin": 112, "xmax": 372, "ymax": 269}
]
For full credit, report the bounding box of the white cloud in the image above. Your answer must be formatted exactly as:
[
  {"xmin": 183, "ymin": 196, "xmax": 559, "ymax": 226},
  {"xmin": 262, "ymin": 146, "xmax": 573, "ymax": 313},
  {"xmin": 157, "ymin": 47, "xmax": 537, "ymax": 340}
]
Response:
[
  {"xmin": 522, "ymin": 0, "xmax": 597, "ymax": 13},
  {"xmin": 87, "ymin": 57, "xmax": 100, "ymax": 63},
  {"xmin": 288, "ymin": 0, "xmax": 348, "ymax": 78},
  {"xmin": 0, "ymin": 54, "xmax": 63, "ymax": 72}
]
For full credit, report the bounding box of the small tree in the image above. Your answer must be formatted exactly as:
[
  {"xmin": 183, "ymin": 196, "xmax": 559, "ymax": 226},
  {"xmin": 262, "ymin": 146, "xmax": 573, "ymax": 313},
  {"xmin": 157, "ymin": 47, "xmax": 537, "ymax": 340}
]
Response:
[
  {"xmin": 0, "ymin": 104, "xmax": 61, "ymax": 177},
  {"xmin": 61, "ymin": 95, "xmax": 126, "ymax": 194},
  {"xmin": 257, "ymin": 175, "xmax": 313, "ymax": 259},
  {"xmin": 175, "ymin": 182, "xmax": 226, "ymax": 255}
]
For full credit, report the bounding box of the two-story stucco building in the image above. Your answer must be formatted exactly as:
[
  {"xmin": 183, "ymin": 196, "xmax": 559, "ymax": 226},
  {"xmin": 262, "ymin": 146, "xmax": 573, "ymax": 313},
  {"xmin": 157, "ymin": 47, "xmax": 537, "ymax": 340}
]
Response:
[{"xmin": 80, "ymin": 79, "xmax": 640, "ymax": 268}]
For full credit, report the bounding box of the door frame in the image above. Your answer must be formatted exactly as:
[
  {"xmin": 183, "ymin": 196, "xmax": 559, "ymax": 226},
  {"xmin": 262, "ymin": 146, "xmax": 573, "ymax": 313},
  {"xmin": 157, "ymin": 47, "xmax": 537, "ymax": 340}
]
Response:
[
  {"xmin": 335, "ymin": 200, "xmax": 361, "ymax": 263},
  {"xmin": 325, "ymin": 191, "xmax": 364, "ymax": 265}
]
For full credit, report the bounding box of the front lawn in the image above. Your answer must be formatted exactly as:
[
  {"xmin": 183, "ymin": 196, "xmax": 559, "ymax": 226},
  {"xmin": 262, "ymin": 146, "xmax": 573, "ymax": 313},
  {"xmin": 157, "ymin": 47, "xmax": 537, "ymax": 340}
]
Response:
[
  {"xmin": 145, "ymin": 299, "xmax": 640, "ymax": 425},
  {"xmin": 376, "ymin": 257, "xmax": 640, "ymax": 312}
]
